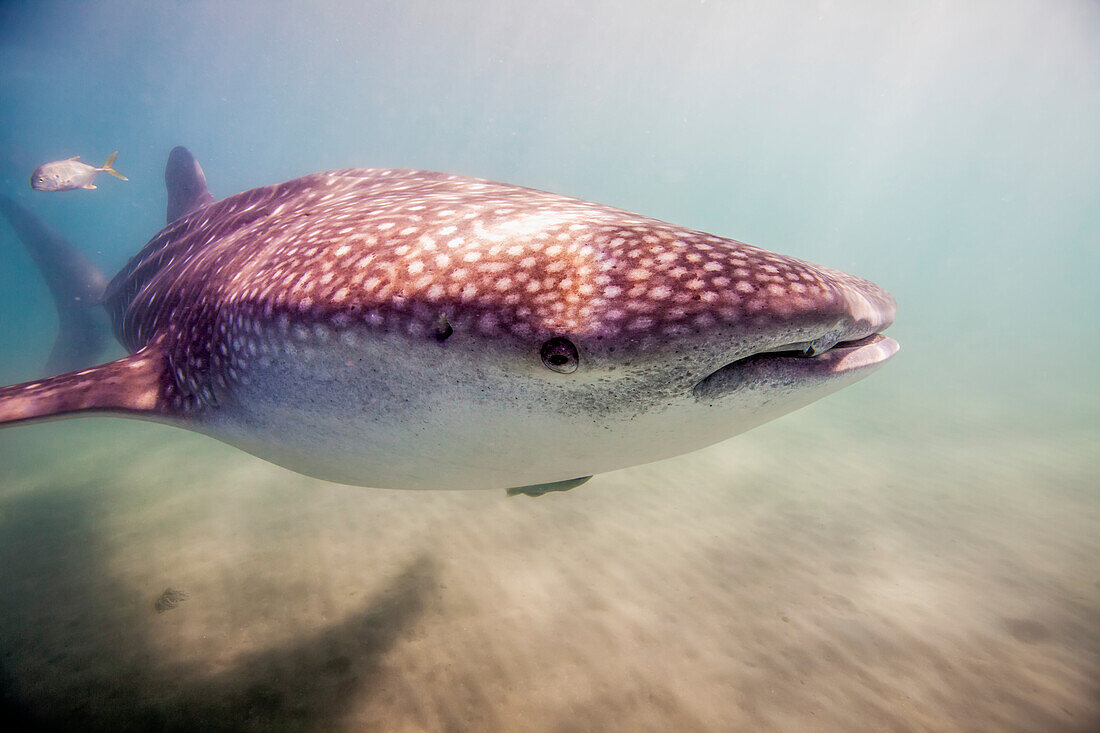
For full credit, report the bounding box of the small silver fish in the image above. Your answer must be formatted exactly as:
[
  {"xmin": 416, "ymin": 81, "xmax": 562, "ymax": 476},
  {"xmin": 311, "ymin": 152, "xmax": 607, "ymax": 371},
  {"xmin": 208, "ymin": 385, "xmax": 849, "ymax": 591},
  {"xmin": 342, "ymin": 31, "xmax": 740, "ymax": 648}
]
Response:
[{"xmin": 30, "ymin": 151, "xmax": 128, "ymax": 191}]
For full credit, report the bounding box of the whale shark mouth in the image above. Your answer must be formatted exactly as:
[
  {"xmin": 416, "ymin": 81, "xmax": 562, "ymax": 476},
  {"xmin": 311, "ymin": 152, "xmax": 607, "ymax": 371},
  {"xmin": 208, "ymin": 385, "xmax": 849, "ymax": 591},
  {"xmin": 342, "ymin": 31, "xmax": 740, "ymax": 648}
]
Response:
[{"xmin": 693, "ymin": 333, "xmax": 899, "ymax": 400}]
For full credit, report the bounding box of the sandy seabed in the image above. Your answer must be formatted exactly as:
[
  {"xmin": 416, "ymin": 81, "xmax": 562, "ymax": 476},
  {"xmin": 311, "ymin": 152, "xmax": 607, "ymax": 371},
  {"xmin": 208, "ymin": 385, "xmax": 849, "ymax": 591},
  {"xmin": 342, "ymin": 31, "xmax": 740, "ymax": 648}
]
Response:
[{"xmin": 0, "ymin": 387, "xmax": 1096, "ymax": 732}]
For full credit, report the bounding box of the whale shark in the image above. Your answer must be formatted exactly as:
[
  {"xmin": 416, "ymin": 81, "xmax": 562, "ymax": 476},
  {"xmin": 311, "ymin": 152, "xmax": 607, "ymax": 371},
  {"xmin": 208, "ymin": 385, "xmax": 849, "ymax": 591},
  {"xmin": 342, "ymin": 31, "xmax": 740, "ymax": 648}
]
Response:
[{"xmin": 0, "ymin": 147, "xmax": 898, "ymax": 494}]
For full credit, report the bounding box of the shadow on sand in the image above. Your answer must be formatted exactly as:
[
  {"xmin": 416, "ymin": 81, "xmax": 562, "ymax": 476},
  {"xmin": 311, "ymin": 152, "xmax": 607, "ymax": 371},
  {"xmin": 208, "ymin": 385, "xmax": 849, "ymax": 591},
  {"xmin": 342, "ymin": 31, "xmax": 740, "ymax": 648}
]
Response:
[{"xmin": 0, "ymin": 487, "xmax": 438, "ymax": 732}]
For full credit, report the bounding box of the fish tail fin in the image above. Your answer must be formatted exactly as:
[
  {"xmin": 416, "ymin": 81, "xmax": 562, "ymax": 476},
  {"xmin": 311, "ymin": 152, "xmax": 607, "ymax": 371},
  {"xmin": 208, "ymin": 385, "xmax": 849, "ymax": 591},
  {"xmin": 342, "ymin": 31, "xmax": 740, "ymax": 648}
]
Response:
[
  {"xmin": 0, "ymin": 346, "xmax": 168, "ymax": 427},
  {"xmin": 99, "ymin": 151, "xmax": 128, "ymax": 181},
  {"xmin": 0, "ymin": 194, "xmax": 112, "ymax": 375}
]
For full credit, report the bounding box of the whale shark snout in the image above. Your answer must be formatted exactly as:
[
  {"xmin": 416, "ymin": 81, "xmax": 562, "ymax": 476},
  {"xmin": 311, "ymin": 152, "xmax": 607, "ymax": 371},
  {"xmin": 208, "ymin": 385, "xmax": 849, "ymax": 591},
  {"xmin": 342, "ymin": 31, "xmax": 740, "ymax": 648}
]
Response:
[
  {"xmin": 738, "ymin": 258, "xmax": 895, "ymax": 351},
  {"xmin": 671, "ymin": 257, "xmax": 897, "ymax": 406}
]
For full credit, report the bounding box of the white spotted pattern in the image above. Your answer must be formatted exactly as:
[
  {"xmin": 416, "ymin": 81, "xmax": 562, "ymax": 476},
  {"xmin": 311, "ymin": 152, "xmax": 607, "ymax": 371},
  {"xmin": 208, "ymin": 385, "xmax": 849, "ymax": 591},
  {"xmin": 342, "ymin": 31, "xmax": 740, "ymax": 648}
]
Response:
[{"xmin": 102, "ymin": 168, "xmax": 894, "ymax": 413}]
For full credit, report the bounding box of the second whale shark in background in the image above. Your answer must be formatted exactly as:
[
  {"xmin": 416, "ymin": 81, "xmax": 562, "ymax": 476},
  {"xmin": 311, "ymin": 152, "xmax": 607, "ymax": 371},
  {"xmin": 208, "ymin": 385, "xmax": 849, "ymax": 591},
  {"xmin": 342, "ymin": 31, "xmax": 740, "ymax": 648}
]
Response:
[{"xmin": 0, "ymin": 147, "xmax": 897, "ymax": 495}]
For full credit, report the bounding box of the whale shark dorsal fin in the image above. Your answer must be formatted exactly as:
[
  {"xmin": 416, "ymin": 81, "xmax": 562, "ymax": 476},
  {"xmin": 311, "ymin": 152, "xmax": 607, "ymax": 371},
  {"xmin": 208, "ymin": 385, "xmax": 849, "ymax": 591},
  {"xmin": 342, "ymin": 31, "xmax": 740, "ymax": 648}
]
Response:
[
  {"xmin": 165, "ymin": 146, "xmax": 216, "ymax": 225},
  {"xmin": 0, "ymin": 345, "xmax": 170, "ymax": 427}
]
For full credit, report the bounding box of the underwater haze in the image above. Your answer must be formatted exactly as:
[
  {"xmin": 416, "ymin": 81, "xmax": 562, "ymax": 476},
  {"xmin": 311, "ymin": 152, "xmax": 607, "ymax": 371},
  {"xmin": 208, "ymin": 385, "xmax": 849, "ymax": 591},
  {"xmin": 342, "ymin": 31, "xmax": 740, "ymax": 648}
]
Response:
[{"xmin": 0, "ymin": 1, "xmax": 1097, "ymax": 730}]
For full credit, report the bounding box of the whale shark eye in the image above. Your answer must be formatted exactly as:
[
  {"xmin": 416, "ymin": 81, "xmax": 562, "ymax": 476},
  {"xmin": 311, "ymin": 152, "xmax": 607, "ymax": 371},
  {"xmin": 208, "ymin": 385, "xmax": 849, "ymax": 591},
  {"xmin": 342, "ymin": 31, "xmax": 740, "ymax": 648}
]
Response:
[{"xmin": 541, "ymin": 337, "xmax": 579, "ymax": 374}]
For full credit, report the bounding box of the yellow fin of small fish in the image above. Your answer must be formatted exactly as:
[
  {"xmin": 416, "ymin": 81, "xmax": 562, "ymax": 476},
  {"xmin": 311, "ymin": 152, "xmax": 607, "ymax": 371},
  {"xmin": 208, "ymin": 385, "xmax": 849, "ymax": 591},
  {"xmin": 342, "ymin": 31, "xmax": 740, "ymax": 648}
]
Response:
[
  {"xmin": 82, "ymin": 183, "xmax": 97, "ymax": 189},
  {"xmin": 66, "ymin": 155, "xmax": 80, "ymax": 161},
  {"xmin": 98, "ymin": 151, "xmax": 128, "ymax": 181}
]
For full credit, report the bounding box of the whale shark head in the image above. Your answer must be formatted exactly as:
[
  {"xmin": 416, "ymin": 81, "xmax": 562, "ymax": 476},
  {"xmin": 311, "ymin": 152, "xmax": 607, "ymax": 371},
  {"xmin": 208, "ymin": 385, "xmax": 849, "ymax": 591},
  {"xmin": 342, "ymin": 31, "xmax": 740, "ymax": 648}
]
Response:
[
  {"xmin": 1, "ymin": 157, "xmax": 897, "ymax": 492},
  {"xmin": 296, "ymin": 201, "xmax": 899, "ymax": 489}
]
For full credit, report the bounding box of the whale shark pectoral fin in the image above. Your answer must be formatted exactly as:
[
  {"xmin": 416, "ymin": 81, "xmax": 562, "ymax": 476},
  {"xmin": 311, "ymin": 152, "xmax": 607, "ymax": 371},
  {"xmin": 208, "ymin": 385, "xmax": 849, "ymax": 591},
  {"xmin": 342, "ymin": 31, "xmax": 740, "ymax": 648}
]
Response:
[
  {"xmin": 506, "ymin": 476, "xmax": 592, "ymax": 497},
  {"xmin": 0, "ymin": 345, "xmax": 171, "ymax": 427},
  {"xmin": 0, "ymin": 194, "xmax": 111, "ymax": 376},
  {"xmin": 165, "ymin": 146, "xmax": 216, "ymax": 224}
]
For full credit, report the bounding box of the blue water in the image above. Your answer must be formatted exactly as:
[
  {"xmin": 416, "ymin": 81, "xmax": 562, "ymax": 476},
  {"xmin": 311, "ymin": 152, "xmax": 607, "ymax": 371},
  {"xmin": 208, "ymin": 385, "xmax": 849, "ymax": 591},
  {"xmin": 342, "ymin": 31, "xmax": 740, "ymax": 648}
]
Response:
[{"xmin": 0, "ymin": 2, "xmax": 1097, "ymax": 730}]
